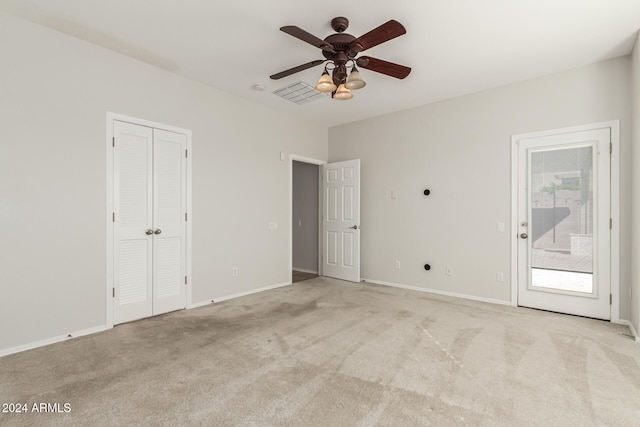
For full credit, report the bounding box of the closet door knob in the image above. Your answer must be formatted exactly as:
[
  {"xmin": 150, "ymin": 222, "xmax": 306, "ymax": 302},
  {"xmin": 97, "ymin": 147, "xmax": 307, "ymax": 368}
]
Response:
[
  {"xmin": 145, "ymin": 229, "xmax": 153, "ymax": 235},
  {"xmin": 154, "ymin": 229, "xmax": 162, "ymax": 235},
  {"xmin": 520, "ymin": 233, "xmax": 528, "ymax": 239}
]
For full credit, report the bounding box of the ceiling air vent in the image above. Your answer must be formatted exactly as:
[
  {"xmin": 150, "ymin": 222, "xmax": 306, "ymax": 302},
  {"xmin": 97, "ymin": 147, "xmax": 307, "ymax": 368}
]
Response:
[{"xmin": 273, "ymin": 81, "xmax": 328, "ymax": 105}]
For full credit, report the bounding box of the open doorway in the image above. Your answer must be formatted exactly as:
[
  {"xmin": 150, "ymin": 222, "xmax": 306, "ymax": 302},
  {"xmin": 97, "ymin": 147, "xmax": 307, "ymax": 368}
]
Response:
[{"xmin": 292, "ymin": 160, "xmax": 320, "ymax": 283}]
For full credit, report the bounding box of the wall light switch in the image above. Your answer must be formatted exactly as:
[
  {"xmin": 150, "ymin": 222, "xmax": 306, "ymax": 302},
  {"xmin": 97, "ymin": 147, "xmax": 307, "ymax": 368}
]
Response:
[
  {"xmin": 446, "ymin": 266, "xmax": 453, "ymax": 276},
  {"xmin": 497, "ymin": 272, "xmax": 505, "ymax": 282},
  {"xmin": 497, "ymin": 222, "xmax": 505, "ymax": 232},
  {"xmin": 298, "ymin": 220, "xmax": 302, "ymax": 227},
  {"xmin": 280, "ymin": 152, "xmax": 285, "ymax": 161},
  {"xmin": 395, "ymin": 261, "xmax": 401, "ymax": 269},
  {"xmin": 232, "ymin": 267, "xmax": 238, "ymax": 277}
]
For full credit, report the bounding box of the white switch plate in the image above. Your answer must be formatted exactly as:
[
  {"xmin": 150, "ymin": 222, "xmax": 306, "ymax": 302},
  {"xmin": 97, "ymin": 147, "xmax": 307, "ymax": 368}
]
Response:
[
  {"xmin": 298, "ymin": 220, "xmax": 302, "ymax": 227},
  {"xmin": 268, "ymin": 222, "xmax": 278, "ymax": 230},
  {"xmin": 497, "ymin": 222, "xmax": 505, "ymax": 232},
  {"xmin": 395, "ymin": 260, "xmax": 401, "ymax": 269},
  {"xmin": 232, "ymin": 267, "xmax": 238, "ymax": 277},
  {"xmin": 497, "ymin": 272, "xmax": 504, "ymax": 282},
  {"xmin": 446, "ymin": 266, "xmax": 453, "ymax": 276},
  {"xmin": 391, "ymin": 190, "xmax": 397, "ymax": 199},
  {"xmin": 280, "ymin": 152, "xmax": 285, "ymax": 161}
]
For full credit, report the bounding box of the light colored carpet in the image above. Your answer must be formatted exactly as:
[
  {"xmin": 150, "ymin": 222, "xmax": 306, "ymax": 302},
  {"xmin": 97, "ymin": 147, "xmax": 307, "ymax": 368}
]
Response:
[{"xmin": 1, "ymin": 277, "xmax": 639, "ymax": 426}]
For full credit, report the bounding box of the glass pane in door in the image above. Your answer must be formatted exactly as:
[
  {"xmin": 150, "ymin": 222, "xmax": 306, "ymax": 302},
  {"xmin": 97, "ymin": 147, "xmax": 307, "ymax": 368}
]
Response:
[{"xmin": 529, "ymin": 146, "xmax": 594, "ymax": 294}]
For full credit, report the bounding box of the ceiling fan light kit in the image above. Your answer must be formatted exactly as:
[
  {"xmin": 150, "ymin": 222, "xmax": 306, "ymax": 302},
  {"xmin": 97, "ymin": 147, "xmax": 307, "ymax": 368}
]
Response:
[
  {"xmin": 315, "ymin": 70, "xmax": 337, "ymax": 92},
  {"xmin": 271, "ymin": 16, "xmax": 411, "ymax": 101},
  {"xmin": 333, "ymin": 84, "xmax": 353, "ymax": 100},
  {"xmin": 345, "ymin": 67, "xmax": 366, "ymax": 90}
]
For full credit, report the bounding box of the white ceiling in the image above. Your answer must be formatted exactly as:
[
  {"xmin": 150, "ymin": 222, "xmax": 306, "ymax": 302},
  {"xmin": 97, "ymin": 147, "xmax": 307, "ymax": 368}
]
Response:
[{"xmin": 2, "ymin": 0, "xmax": 640, "ymax": 127}]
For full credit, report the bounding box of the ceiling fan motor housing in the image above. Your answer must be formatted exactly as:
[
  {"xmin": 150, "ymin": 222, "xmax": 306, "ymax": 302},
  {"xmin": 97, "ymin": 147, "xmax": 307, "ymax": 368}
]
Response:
[
  {"xmin": 322, "ymin": 34, "xmax": 357, "ymax": 61},
  {"xmin": 322, "ymin": 32, "xmax": 359, "ymax": 86}
]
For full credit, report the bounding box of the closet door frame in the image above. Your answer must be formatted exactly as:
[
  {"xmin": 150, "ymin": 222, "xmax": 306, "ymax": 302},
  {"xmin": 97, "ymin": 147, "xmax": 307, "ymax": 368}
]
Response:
[{"xmin": 106, "ymin": 112, "xmax": 193, "ymax": 328}]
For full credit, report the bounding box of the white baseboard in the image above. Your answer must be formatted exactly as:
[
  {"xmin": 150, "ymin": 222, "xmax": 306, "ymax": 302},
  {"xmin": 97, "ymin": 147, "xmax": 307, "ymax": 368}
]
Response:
[
  {"xmin": 189, "ymin": 299, "xmax": 215, "ymax": 309},
  {"xmin": 292, "ymin": 267, "xmax": 318, "ymax": 274},
  {"xmin": 362, "ymin": 278, "xmax": 512, "ymax": 307},
  {"xmin": 2, "ymin": 280, "xmax": 294, "ymax": 357},
  {"xmin": 613, "ymin": 320, "xmax": 639, "ymax": 342},
  {"xmin": 213, "ymin": 281, "xmax": 292, "ymax": 303},
  {"xmin": 627, "ymin": 321, "xmax": 639, "ymax": 342},
  {"xmin": 0, "ymin": 325, "xmax": 109, "ymax": 358}
]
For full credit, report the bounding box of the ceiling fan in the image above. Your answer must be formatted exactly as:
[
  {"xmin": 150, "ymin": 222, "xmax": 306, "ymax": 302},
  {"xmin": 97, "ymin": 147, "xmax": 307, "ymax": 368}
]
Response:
[{"xmin": 270, "ymin": 16, "xmax": 411, "ymax": 100}]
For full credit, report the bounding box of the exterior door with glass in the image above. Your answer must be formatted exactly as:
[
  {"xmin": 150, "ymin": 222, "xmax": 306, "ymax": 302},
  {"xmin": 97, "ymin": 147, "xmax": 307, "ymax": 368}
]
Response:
[{"xmin": 516, "ymin": 128, "xmax": 611, "ymax": 320}]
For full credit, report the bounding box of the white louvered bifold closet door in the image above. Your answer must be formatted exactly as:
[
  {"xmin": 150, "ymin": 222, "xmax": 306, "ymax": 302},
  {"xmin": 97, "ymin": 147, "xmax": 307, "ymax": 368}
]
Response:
[
  {"xmin": 151, "ymin": 129, "xmax": 187, "ymax": 315},
  {"xmin": 113, "ymin": 121, "xmax": 187, "ymax": 325}
]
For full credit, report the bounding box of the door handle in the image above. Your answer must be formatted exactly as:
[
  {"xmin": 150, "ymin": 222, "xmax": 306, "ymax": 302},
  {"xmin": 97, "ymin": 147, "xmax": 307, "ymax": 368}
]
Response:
[
  {"xmin": 154, "ymin": 229, "xmax": 162, "ymax": 235},
  {"xmin": 349, "ymin": 225, "xmax": 359, "ymax": 230},
  {"xmin": 520, "ymin": 233, "xmax": 528, "ymax": 239},
  {"xmin": 145, "ymin": 229, "xmax": 153, "ymax": 235}
]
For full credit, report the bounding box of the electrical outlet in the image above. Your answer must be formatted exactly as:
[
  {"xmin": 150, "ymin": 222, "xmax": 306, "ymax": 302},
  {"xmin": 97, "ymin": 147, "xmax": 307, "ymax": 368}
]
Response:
[
  {"xmin": 232, "ymin": 267, "xmax": 238, "ymax": 277},
  {"xmin": 446, "ymin": 266, "xmax": 453, "ymax": 276},
  {"xmin": 391, "ymin": 190, "xmax": 397, "ymax": 199},
  {"xmin": 497, "ymin": 272, "xmax": 504, "ymax": 282},
  {"xmin": 395, "ymin": 261, "xmax": 401, "ymax": 269},
  {"xmin": 268, "ymin": 222, "xmax": 278, "ymax": 230}
]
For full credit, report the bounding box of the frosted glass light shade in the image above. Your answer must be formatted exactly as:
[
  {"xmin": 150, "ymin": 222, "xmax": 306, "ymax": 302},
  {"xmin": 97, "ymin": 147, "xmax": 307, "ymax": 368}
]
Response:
[
  {"xmin": 315, "ymin": 72, "xmax": 337, "ymax": 92},
  {"xmin": 333, "ymin": 84, "xmax": 353, "ymax": 100},
  {"xmin": 345, "ymin": 70, "xmax": 366, "ymax": 90}
]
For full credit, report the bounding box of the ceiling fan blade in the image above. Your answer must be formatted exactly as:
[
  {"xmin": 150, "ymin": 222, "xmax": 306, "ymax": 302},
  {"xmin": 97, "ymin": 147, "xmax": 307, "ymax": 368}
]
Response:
[
  {"xmin": 270, "ymin": 60, "xmax": 325, "ymax": 80},
  {"xmin": 280, "ymin": 26, "xmax": 336, "ymax": 53},
  {"xmin": 356, "ymin": 56, "xmax": 411, "ymax": 79},
  {"xmin": 350, "ymin": 20, "xmax": 406, "ymax": 52}
]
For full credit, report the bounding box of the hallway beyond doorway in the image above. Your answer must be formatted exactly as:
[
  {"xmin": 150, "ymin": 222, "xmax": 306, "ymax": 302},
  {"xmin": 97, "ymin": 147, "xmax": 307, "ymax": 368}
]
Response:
[{"xmin": 292, "ymin": 270, "xmax": 319, "ymax": 283}]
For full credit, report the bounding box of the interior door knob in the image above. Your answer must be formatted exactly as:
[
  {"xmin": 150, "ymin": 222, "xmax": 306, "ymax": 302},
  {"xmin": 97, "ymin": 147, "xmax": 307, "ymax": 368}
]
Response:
[
  {"xmin": 520, "ymin": 233, "xmax": 528, "ymax": 239},
  {"xmin": 154, "ymin": 229, "xmax": 162, "ymax": 235},
  {"xmin": 349, "ymin": 225, "xmax": 359, "ymax": 229},
  {"xmin": 145, "ymin": 229, "xmax": 153, "ymax": 235}
]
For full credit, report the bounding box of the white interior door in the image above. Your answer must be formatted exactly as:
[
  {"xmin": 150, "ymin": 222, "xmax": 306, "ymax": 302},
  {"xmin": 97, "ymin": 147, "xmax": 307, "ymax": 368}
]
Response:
[
  {"xmin": 113, "ymin": 121, "xmax": 154, "ymax": 323},
  {"xmin": 516, "ymin": 128, "xmax": 611, "ymax": 319},
  {"xmin": 113, "ymin": 121, "xmax": 187, "ymax": 324},
  {"xmin": 152, "ymin": 129, "xmax": 187, "ymax": 315},
  {"xmin": 322, "ymin": 159, "xmax": 360, "ymax": 282}
]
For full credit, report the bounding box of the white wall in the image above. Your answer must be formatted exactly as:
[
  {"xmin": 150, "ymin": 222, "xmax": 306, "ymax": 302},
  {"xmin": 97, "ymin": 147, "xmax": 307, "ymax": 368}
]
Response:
[
  {"xmin": 292, "ymin": 161, "xmax": 319, "ymax": 273},
  {"xmin": 631, "ymin": 32, "xmax": 640, "ymax": 338},
  {"xmin": 0, "ymin": 13, "xmax": 327, "ymax": 353},
  {"xmin": 329, "ymin": 57, "xmax": 632, "ymax": 312}
]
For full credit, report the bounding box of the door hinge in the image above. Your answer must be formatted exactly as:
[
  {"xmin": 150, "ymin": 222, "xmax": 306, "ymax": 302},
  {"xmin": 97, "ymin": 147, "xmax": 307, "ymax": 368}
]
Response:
[
  {"xmin": 185, "ymin": 212, "xmax": 188, "ymax": 222},
  {"xmin": 185, "ymin": 276, "xmax": 187, "ymax": 285},
  {"xmin": 112, "ymin": 212, "xmax": 115, "ymax": 222},
  {"xmin": 610, "ymin": 218, "xmax": 612, "ymax": 230},
  {"xmin": 609, "ymin": 142, "xmax": 612, "ymax": 154},
  {"xmin": 112, "ymin": 137, "xmax": 115, "ymax": 147},
  {"xmin": 112, "ymin": 287, "xmax": 115, "ymax": 298},
  {"xmin": 610, "ymin": 293, "xmax": 612, "ymax": 305},
  {"xmin": 185, "ymin": 149, "xmax": 188, "ymax": 158}
]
